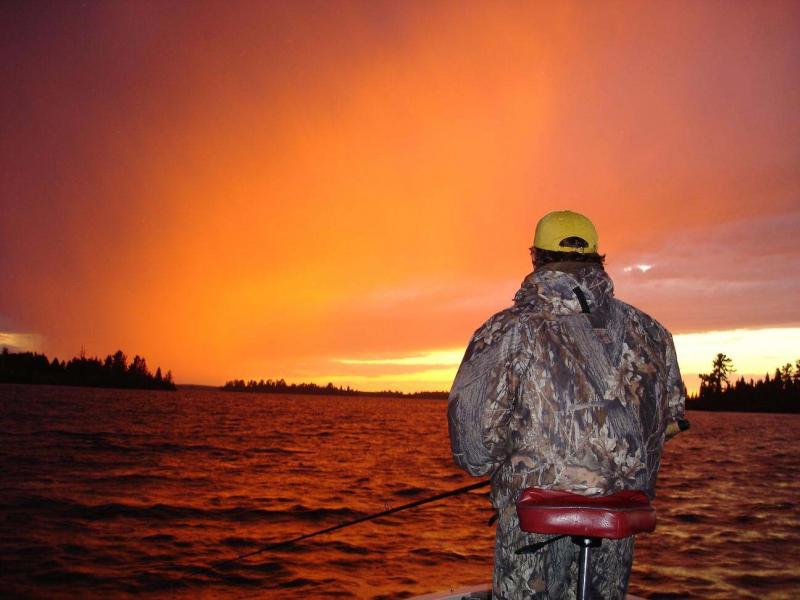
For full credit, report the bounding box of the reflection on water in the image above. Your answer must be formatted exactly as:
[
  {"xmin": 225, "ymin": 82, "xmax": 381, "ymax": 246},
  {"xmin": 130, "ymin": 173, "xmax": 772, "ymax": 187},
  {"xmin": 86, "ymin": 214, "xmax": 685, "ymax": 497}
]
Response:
[{"xmin": 1, "ymin": 384, "xmax": 798, "ymax": 599}]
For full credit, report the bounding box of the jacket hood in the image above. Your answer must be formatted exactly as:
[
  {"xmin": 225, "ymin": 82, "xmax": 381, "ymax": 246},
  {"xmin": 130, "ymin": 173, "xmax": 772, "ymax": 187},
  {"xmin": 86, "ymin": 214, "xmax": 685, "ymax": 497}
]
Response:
[{"xmin": 513, "ymin": 262, "xmax": 614, "ymax": 318}]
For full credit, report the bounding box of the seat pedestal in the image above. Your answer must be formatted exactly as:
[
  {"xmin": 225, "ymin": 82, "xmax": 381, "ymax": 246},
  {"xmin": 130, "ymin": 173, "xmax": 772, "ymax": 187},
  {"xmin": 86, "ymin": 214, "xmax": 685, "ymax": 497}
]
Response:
[{"xmin": 574, "ymin": 536, "xmax": 602, "ymax": 600}]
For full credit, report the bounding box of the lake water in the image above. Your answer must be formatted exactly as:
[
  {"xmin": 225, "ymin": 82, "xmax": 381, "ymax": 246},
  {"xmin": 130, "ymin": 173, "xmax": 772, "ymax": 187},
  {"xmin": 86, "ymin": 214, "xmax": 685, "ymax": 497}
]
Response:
[{"xmin": 1, "ymin": 384, "xmax": 798, "ymax": 599}]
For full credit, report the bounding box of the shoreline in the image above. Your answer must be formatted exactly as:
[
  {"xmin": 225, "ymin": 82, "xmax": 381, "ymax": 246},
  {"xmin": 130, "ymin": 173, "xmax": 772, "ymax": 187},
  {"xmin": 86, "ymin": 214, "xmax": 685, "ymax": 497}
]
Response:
[{"xmin": 2, "ymin": 382, "xmax": 797, "ymax": 412}]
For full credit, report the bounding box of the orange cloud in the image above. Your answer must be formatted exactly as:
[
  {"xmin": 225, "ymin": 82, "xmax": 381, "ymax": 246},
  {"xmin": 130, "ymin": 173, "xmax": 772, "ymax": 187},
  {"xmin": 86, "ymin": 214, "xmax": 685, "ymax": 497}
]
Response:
[{"xmin": 1, "ymin": 2, "xmax": 798, "ymax": 389}]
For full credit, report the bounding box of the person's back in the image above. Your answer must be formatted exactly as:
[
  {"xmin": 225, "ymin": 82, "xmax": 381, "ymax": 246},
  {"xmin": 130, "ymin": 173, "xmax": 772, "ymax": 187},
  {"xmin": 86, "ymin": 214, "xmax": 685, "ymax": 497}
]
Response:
[{"xmin": 448, "ymin": 211, "xmax": 685, "ymax": 599}]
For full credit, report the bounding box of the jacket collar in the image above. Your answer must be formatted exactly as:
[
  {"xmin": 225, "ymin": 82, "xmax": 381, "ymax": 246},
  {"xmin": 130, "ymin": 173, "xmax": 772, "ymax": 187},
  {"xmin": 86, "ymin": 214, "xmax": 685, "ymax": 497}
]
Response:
[{"xmin": 513, "ymin": 263, "xmax": 614, "ymax": 317}]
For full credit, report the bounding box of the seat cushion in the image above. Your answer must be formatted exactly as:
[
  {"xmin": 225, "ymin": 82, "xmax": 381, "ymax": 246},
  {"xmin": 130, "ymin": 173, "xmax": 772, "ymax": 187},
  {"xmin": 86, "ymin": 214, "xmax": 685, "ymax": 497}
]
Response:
[{"xmin": 516, "ymin": 488, "xmax": 656, "ymax": 539}]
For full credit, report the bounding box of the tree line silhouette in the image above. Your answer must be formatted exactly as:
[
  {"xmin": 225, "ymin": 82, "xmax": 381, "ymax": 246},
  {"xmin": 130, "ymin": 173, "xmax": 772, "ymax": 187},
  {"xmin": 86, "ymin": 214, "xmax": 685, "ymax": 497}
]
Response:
[
  {"xmin": 221, "ymin": 378, "xmax": 448, "ymax": 399},
  {"xmin": 688, "ymin": 353, "xmax": 800, "ymax": 413},
  {"xmin": 0, "ymin": 347, "xmax": 176, "ymax": 391}
]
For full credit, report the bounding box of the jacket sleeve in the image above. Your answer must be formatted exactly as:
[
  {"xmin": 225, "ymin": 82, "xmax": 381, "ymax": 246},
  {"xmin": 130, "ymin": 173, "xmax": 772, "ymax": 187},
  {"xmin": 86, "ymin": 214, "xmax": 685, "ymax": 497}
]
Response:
[
  {"xmin": 447, "ymin": 314, "xmax": 522, "ymax": 476},
  {"xmin": 664, "ymin": 333, "xmax": 686, "ymax": 437}
]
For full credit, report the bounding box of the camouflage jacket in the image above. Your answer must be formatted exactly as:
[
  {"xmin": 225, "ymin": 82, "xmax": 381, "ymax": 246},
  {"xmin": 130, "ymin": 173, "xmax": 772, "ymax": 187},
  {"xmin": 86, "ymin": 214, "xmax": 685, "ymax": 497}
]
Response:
[{"xmin": 448, "ymin": 262, "xmax": 685, "ymax": 509}]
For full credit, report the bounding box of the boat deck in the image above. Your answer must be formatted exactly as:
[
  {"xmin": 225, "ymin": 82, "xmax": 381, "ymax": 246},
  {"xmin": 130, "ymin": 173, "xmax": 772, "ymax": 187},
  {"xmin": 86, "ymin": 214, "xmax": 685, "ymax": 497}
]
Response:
[{"xmin": 411, "ymin": 584, "xmax": 645, "ymax": 599}]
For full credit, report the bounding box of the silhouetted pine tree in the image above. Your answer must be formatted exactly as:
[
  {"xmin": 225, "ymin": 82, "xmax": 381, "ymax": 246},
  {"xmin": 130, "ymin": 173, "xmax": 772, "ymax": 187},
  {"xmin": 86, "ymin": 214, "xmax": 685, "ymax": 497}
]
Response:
[{"xmin": 689, "ymin": 354, "xmax": 800, "ymax": 413}]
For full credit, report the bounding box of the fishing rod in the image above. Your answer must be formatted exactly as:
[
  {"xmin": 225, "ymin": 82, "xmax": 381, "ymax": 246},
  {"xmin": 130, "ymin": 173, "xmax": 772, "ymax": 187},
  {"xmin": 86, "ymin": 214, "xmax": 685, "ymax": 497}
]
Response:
[{"xmin": 217, "ymin": 478, "xmax": 491, "ymax": 567}]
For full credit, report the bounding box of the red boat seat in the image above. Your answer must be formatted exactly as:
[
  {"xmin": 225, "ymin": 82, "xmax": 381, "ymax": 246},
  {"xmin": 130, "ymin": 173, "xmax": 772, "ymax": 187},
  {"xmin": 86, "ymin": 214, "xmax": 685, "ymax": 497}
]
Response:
[{"xmin": 516, "ymin": 488, "xmax": 656, "ymax": 539}]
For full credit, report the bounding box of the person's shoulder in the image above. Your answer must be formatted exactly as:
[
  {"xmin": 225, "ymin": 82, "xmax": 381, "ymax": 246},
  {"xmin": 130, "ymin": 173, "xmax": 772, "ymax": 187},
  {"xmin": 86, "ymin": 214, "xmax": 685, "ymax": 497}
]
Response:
[
  {"xmin": 613, "ymin": 299, "xmax": 674, "ymax": 341},
  {"xmin": 463, "ymin": 303, "xmax": 537, "ymax": 360},
  {"xmin": 471, "ymin": 305, "xmax": 522, "ymax": 341}
]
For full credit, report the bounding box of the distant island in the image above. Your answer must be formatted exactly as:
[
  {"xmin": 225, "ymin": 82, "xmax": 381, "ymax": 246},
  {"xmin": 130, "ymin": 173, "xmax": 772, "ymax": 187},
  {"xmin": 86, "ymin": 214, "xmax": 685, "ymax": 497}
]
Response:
[
  {"xmin": 687, "ymin": 353, "xmax": 799, "ymax": 413},
  {"xmin": 221, "ymin": 378, "xmax": 448, "ymax": 399},
  {"xmin": 0, "ymin": 347, "xmax": 176, "ymax": 391}
]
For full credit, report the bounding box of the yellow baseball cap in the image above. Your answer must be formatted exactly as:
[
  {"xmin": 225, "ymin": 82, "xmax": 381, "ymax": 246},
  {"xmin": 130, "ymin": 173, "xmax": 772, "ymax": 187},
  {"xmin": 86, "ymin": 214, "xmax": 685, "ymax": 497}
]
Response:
[{"xmin": 533, "ymin": 210, "xmax": 598, "ymax": 253}]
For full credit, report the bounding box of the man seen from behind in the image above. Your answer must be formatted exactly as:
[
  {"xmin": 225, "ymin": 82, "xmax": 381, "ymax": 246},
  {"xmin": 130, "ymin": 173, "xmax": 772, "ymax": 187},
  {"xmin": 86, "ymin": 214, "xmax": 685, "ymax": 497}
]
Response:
[{"xmin": 448, "ymin": 210, "xmax": 686, "ymax": 599}]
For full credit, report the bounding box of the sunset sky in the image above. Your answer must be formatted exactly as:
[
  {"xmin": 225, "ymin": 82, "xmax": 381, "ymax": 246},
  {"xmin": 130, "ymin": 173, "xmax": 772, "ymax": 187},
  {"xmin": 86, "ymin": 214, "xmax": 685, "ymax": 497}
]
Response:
[{"xmin": 1, "ymin": 1, "xmax": 798, "ymax": 394}]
